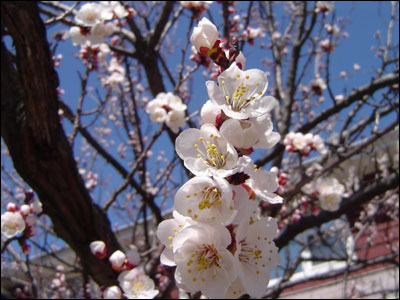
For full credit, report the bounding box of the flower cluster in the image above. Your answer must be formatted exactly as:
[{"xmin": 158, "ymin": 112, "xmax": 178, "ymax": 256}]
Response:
[
  {"xmin": 157, "ymin": 18, "xmax": 282, "ymax": 299},
  {"xmin": 180, "ymin": 1, "xmax": 212, "ymax": 18},
  {"xmin": 145, "ymin": 92, "xmax": 187, "ymax": 133},
  {"xmin": 284, "ymin": 132, "xmax": 327, "ymax": 156},
  {"xmin": 1, "ymin": 192, "xmax": 42, "ymax": 254},
  {"xmin": 89, "ymin": 241, "xmax": 158, "ymax": 299},
  {"xmin": 304, "ymin": 177, "xmax": 345, "ymax": 212},
  {"xmin": 69, "ymin": 2, "xmax": 131, "ymax": 47}
]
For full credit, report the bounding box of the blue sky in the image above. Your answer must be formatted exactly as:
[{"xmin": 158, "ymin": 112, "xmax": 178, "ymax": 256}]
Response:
[{"xmin": 2, "ymin": 1, "xmax": 398, "ymax": 252}]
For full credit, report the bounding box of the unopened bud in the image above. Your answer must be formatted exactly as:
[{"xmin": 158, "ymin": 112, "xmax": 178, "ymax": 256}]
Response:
[{"xmin": 90, "ymin": 240, "xmax": 107, "ymax": 259}]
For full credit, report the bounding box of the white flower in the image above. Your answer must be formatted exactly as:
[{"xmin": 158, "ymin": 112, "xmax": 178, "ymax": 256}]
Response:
[
  {"xmin": 103, "ymin": 285, "xmax": 122, "ymax": 299},
  {"xmin": 173, "ymin": 223, "xmax": 235, "ymax": 298},
  {"xmin": 292, "ymin": 132, "xmax": 309, "ymax": 151},
  {"xmin": 324, "ymin": 23, "xmax": 339, "ymax": 36},
  {"xmin": 75, "ymin": 3, "xmax": 103, "ymax": 26},
  {"xmin": 174, "ymin": 176, "xmax": 236, "ymax": 225},
  {"xmin": 109, "ymin": 250, "xmax": 126, "ymax": 270},
  {"xmin": 247, "ymin": 27, "xmax": 265, "ymax": 39},
  {"xmin": 320, "ymin": 39, "xmax": 335, "ymax": 52},
  {"xmin": 118, "ymin": 268, "xmax": 159, "ymax": 299},
  {"xmin": 316, "ymin": 177, "xmax": 345, "ymax": 211},
  {"xmin": 312, "ymin": 134, "xmax": 327, "ymax": 155},
  {"xmin": 149, "ymin": 107, "xmax": 167, "ymax": 123},
  {"xmin": 353, "ymin": 63, "xmax": 361, "ymax": 72},
  {"xmin": 156, "ymin": 211, "xmax": 195, "ymax": 266},
  {"xmin": 200, "ymin": 100, "xmax": 221, "ymax": 125},
  {"xmin": 315, "ymin": 1, "xmax": 334, "ymax": 14},
  {"xmin": 175, "ymin": 124, "xmax": 239, "ymax": 177},
  {"xmin": 100, "ymin": 1, "xmax": 129, "ymax": 20},
  {"xmin": 191, "ymin": 17, "xmax": 219, "ymax": 56},
  {"xmin": 1, "ymin": 211, "xmax": 25, "ymax": 238},
  {"xmin": 90, "ymin": 240, "xmax": 107, "ymax": 259},
  {"xmin": 220, "ymin": 114, "xmax": 280, "ymax": 150},
  {"xmin": 233, "ymin": 216, "xmax": 281, "ymax": 298},
  {"xmin": 166, "ymin": 110, "xmax": 186, "ymax": 133},
  {"xmin": 146, "ymin": 93, "xmax": 187, "ymax": 131},
  {"xmin": 181, "ymin": 1, "xmax": 213, "ymax": 9},
  {"xmin": 69, "ymin": 27, "xmax": 88, "ymax": 46},
  {"xmin": 88, "ymin": 23, "xmax": 115, "ymax": 45},
  {"xmin": 310, "ymin": 77, "xmax": 327, "ymax": 94},
  {"xmin": 105, "ymin": 72, "xmax": 126, "ymax": 86},
  {"xmin": 237, "ymin": 156, "xmax": 283, "ymax": 204},
  {"xmin": 206, "ymin": 63, "xmax": 277, "ymax": 119}
]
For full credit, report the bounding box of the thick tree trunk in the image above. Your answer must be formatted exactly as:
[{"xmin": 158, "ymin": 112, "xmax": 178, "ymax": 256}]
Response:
[{"xmin": 1, "ymin": 2, "xmax": 121, "ymax": 287}]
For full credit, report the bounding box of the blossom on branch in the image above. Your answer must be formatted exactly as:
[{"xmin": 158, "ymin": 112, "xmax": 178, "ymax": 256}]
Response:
[
  {"xmin": 206, "ymin": 62, "xmax": 277, "ymax": 119},
  {"xmin": 118, "ymin": 268, "xmax": 159, "ymax": 299},
  {"xmin": 1, "ymin": 211, "xmax": 25, "ymax": 239},
  {"xmin": 175, "ymin": 123, "xmax": 239, "ymax": 177},
  {"xmin": 233, "ymin": 216, "xmax": 281, "ymax": 298},
  {"xmin": 145, "ymin": 92, "xmax": 187, "ymax": 133},
  {"xmin": 90, "ymin": 240, "xmax": 107, "ymax": 259},
  {"xmin": 174, "ymin": 176, "xmax": 236, "ymax": 225},
  {"xmin": 172, "ymin": 223, "xmax": 235, "ymax": 298}
]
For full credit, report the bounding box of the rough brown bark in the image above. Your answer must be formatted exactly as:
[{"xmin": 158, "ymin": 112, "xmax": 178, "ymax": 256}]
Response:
[{"xmin": 1, "ymin": 2, "xmax": 121, "ymax": 287}]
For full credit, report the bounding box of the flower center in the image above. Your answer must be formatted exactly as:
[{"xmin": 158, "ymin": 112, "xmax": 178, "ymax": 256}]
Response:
[
  {"xmin": 238, "ymin": 241, "xmax": 263, "ymax": 266},
  {"xmin": 198, "ymin": 187, "xmax": 222, "ymax": 210},
  {"xmin": 194, "ymin": 134, "xmax": 229, "ymax": 169},
  {"xmin": 221, "ymin": 78, "xmax": 254, "ymax": 112},
  {"xmin": 192, "ymin": 243, "xmax": 222, "ymax": 271},
  {"xmin": 130, "ymin": 280, "xmax": 150, "ymax": 295}
]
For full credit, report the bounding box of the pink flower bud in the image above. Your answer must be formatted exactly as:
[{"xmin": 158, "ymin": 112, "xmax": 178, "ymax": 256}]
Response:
[
  {"xmin": 109, "ymin": 250, "xmax": 126, "ymax": 271},
  {"xmin": 191, "ymin": 17, "xmax": 219, "ymax": 56},
  {"xmin": 103, "ymin": 285, "xmax": 122, "ymax": 299},
  {"xmin": 20, "ymin": 204, "xmax": 31, "ymax": 216},
  {"xmin": 7, "ymin": 202, "xmax": 18, "ymax": 212},
  {"xmin": 90, "ymin": 241, "xmax": 107, "ymax": 259}
]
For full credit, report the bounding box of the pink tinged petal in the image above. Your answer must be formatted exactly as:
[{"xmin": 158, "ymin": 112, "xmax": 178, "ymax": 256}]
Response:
[{"xmin": 109, "ymin": 250, "xmax": 126, "ymax": 270}]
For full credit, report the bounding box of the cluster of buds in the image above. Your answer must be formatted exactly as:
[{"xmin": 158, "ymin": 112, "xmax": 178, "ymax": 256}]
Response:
[
  {"xmin": 320, "ymin": 39, "xmax": 335, "ymax": 53},
  {"xmin": 89, "ymin": 241, "xmax": 158, "ymax": 299},
  {"xmin": 270, "ymin": 166, "xmax": 288, "ymax": 196},
  {"xmin": 156, "ymin": 18, "xmax": 282, "ymax": 299},
  {"xmin": 310, "ymin": 77, "xmax": 327, "ymax": 96},
  {"xmin": 49, "ymin": 266, "xmax": 72, "ymax": 298},
  {"xmin": 145, "ymin": 92, "xmax": 187, "ymax": 133},
  {"xmin": 79, "ymin": 45, "xmax": 102, "ymax": 71},
  {"xmin": 180, "ymin": 1, "xmax": 212, "ymax": 18},
  {"xmin": 1, "ymin": 192, "xmax": 42, "ymax": 254},
  {"xmin": 284, "ymin": 132, "xmax": 327, "ymax": 156}
]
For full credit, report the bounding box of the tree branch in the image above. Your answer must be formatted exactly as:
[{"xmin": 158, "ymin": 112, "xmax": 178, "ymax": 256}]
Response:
[{"xmin": 1, "ymin": 2, "xmax": 121, "ymax": 286}]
